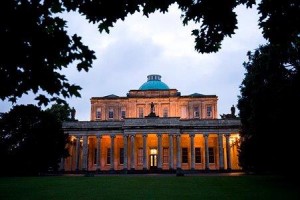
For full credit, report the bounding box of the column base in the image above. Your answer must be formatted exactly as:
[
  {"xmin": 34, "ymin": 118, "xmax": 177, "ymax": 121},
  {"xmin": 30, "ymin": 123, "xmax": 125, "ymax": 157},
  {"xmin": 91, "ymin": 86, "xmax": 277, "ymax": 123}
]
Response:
[
  {"xmin": 123, "ymin": 168, "xmax": 128, "ymax": 174},
  {"xmin": 143, "ymin": 168, "xmax": 148, "ymax": 171},
  {"xmin": 227, "ymin": 168, "xmax": 232, "ymax": 172}
]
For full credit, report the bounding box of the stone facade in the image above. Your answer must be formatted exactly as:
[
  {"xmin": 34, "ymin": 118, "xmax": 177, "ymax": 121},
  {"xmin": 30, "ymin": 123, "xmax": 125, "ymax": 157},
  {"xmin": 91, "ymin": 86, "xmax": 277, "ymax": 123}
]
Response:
[{"xmin": 62, "ymin": 75, "xmax": 241, "ymax": 173}]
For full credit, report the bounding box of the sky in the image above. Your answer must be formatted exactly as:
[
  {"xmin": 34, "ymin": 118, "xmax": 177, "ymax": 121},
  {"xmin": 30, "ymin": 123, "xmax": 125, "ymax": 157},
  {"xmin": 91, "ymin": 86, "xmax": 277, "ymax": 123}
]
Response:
[{"xmin": 0, "ymin": 4, "xmax": 266, "ymax": 121}]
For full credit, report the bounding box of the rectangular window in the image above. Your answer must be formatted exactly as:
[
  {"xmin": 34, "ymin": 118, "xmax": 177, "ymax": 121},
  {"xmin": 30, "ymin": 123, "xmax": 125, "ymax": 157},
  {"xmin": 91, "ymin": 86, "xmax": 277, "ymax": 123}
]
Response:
[
  {"xmin": 182, "ymin": 148, "xmax": 188, "ymax": 163},
  {"xmin": 163, "ymin": 148, "xmax": 168, "ymax": 163},
  {"xmin": 163, "ymin": 108, "xmax": 168, "ymax": 117},
  {"xmin": 121, "ymin": 109, "xmax": 126, "ymax": 119},
  {"xmin": 138, "ymin": 107, "xmax": 144, "ymax": 118},
  {"xmin": 208, "ymin": 147, "xmax": 215, "ymax": 163},
  {"xmin": 107, "ymin": 148, "xmax": 111, "ymax": 164},
  {"xmin": 108, "ymin": 108, "xmax": 114, "ymax": 119},
  {"xmin": 138, "ymin": 148, "xmax": 143, "ymax": 165},
  {"xmin": 194, "ymin": 107, "xmax": 200, "ymax": 118},
  {"xmin": 206, "ymin": 105, "xmax": 212, "ymax": 118},
  {"xmin": 195, "ymin": 148, "xmax": 202, "ymax": 163},
  {"xmin": 94, "ymin": 148, "xmax": 97, "ymax": 164},
  {"xmin": 120, "ymin": 148, "xmax": 124, "ymax": 165},
  {"xmin": 96, "ymin": 108, "xmax": 101, "ymax": 120}
]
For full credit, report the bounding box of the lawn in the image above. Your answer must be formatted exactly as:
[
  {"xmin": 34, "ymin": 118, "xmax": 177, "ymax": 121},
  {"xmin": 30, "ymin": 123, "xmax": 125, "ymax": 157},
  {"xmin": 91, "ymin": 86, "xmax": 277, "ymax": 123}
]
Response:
[{"xmin": 0, "ymin": 174, "xmax": 298, "ymax": 200}]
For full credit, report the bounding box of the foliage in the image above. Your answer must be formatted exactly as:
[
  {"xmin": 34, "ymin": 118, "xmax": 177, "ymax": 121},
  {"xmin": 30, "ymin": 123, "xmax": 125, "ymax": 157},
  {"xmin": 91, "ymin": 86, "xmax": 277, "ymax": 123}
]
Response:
[
  {"xmin": 45, "ymin": 103, "xmax": 73, "ymax": 123},
  {"xmin": 1, "ymin": 0, "xmax": 298, "ymax": 106},
  {"xmin": 0, "ymin": 0, "xmax": 96, "ymax": 106},
  {"xmin": 0, "ymin": 0, "xmax": 257, "ymax": 106},
  {"xmin": 0, "ymin": 105, "xmax": 69, "ymax": 176},
  {"xmin": 237, "ymin": 43, "xmax": 299, "ymax": 174}
]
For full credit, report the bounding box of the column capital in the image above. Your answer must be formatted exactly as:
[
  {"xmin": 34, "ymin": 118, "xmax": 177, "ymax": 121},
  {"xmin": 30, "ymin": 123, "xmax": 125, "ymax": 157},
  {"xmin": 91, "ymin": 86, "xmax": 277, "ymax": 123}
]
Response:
[
  {"xmin": 156, "ymin": 133, "xmax": 162, "ymax": 137},
  {"xmin": 142, "ymin": 134, "xmax": 148, "ymax": 138},
  {"xmin": 110, "ymin": 134, "xmax": 115, "ymax": 138},
  {"xmin": 96, "ymin": 135, "xmax": 102, "ymax": 139},
  {"xmin": 189, "ymin": 133, "xmax": 195, "ymax": 137},
  {"xmin": 203, "ymin": 133, "xmax": 209, "ymax": 138},
  {"xmin": 225, "ymin": 134, "xmax": 231, "ymax": 137}
]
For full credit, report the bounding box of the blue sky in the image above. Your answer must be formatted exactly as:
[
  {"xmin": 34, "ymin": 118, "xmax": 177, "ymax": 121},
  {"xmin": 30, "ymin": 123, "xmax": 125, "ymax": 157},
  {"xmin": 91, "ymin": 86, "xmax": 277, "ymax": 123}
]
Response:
[{"xmin": 0, "ymin": 4, "xmax": 266, "ymax": 120}]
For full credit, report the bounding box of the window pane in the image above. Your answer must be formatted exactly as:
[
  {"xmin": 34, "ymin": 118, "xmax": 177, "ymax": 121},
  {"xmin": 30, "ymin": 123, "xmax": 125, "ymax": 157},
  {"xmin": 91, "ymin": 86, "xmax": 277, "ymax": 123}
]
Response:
[
  {"xmin": 194, "ymin": 107, "xmax": 199, "ymax": 118},
  {"xmin": 208, "ymin": 147, "xmax": 215, "ymax": 163},
  {"xmin": 120, "ymin": 148, "xmax": 124, "ymax": 164},
  {"xmin": 138, "ymin": 148, "xmax": 143, "ymax": 164},
  {"xmin": 182, "ymin": 148, "xmax": 188, "ymax": 163},
  {"xmin": 109, "ymin": 108, "xmax": 114, "ymax": 119},
  {"xmin": 163, "ymin": 148, "xmax": 168, "ymax": 163},
  {"xmin": 195, "ymin": 148, "xmax": 201, "ymax": 163}
]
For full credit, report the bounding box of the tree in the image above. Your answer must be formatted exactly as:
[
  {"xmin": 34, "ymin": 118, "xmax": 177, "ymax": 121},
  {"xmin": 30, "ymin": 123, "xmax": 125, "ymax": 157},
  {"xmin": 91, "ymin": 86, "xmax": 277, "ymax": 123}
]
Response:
[
  {"xmin": 237, "ymin": 43, "xmax": 299, "ymax": 174},
  {"xmin": 45, "ymin": 103, "xmax": 73, "ymax": 123},
  {"xmin": 0, "ymin": 0, "xmax": 254, "ymax": 106},
  {"xmin": 0, "ymin": 105, "xmax": 68, "ymax": 176}
]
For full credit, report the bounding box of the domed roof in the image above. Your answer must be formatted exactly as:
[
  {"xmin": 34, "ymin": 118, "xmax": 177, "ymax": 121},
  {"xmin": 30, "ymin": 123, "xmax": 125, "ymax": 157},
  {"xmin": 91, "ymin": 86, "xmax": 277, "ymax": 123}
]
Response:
[{"xmin": 139, "ymin": 74, "xmax": 170, "ymax": 90}]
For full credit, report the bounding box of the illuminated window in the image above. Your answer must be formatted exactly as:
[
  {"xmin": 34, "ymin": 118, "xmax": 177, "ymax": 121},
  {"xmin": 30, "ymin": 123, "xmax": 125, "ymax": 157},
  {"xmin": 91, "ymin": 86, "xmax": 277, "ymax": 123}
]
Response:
[
  {"xmin": 138, "ymin": 148, "xmax": 143, "ymax": 165},
  {"xmin": 193, "ymin": 106, "xmax": 200, "ymax": 118},
  {"xmin": 108, "ymin": 108, "xmax": 114, "ymax": 119},
  {"xmin": 138, "ymin": 107, "xmax": 144, "ymax": 118},
  {"xmin": 120, "ymin": 148, "xmax": 124, "ymax": 165},
  {"xmin": 163, "ymin": 148, "xmax": 168, "ymax": 163},
  {"xmin": 182, "ymin": 148, "xmax": 188, "ymax": 163},
  {"xmin": 96, "ymin": 108, "xmax": 101, "ymax": 119},
  {"xmin": 195, "ymin": 148, "xmax": 202, "ymax": 163},
  {"xmin": 163, "ymin": 108, "xmax": 168, "ymax": 117},
  {"xmin": 208, "ymin": 147, "xmax": 215, "ymax": 163},
  {"xmin": 107, "ymin": 148, "xmax": 111, "ymax": 164},
  {"xmin": 206, "ymin": 105, "xmax": 212, "ymax": 118}
]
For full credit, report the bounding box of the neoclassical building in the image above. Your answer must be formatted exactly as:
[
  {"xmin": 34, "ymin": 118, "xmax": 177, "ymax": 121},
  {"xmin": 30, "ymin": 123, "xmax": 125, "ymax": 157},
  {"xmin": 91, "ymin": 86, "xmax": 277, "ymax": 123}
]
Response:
[{"xmin": 62, "ymin": 74, "xmax": 241, "ymax": 173}]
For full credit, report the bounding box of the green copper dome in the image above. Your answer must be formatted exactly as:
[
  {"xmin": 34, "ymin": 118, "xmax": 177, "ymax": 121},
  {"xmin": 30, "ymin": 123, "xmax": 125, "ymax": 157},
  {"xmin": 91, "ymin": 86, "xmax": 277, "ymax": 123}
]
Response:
[{"xmin": 139, "ymin": 74, "xmax": 169, "ymax": 90}]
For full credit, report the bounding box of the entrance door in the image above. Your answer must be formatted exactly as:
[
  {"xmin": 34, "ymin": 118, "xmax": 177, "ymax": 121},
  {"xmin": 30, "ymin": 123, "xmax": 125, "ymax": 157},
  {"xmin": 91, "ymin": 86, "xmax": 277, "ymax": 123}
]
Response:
[{"xmin": 150, "ymin": 149, "xmax": 158, "ymax": 169}]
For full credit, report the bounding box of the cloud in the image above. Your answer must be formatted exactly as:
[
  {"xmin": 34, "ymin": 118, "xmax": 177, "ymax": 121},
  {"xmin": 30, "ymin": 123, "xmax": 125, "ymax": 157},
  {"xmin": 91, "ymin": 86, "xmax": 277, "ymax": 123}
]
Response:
[{"xmin": 0, "ymin": 4, "xmax": 266, "ymax": 120}]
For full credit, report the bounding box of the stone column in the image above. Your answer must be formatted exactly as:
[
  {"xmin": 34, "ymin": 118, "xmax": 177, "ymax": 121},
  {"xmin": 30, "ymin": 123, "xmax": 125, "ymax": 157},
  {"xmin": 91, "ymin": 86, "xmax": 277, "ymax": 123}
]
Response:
[
  {"xmin": 143, "ymin": 134, "xmax": 147, "ymax": 170},
  {"xmin": 75, "ymin": 136, "xmax": 80, "ymax": 170},
  {"xmin": 176, "ymin": 134, "xmax": 181, "ymax": 170},
  {"xmin": 110, "ymin": 135, "xmax": 115, "ymax": 171},
  {"xmin": 204, "ymin": 134, "xmax": 209, "ymax": 171},
  {"xmin": 157, "ymin": 134, "xmax": 163, "ymax": 170},
  {"xmin": 190, "ymin": 134, "xmax": 195, "ymax": 170},
  {"xmin": 169, "ymin": 134, "xmax": 174, "ymax": 170},
  {"xmin": 123, "ymin": 134, "xmax": 128, "ymax": 171},
  {"xmin": 218, "ymin": 134, "xmax": 224, "ymax": 170},
  {"xmin": 96, "ymin": 135, "xmax": 102, "ymax": 171},
  {"xmin": 225, "ymin": 134, "xmax": 232, "ymax": 171},
  {"xmin": 130, "ymin": 135, "xmax": 135, "ymax": 170},
  {"xmin": 82, "ymin": 135, "xmax": 88, "ymax": 171}
]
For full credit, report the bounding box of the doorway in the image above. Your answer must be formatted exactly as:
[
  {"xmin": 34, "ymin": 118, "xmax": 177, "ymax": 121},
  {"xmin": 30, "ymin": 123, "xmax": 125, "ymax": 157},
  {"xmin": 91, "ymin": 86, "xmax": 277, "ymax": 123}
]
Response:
[{"xmin": 150, "ymin": 149, "xmax": 157, "ymax": 169}]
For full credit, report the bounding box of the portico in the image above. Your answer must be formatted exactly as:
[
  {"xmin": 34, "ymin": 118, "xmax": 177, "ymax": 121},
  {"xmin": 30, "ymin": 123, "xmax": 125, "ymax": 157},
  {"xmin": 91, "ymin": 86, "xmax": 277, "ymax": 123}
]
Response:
[{"xmin": 62, "ymin": 118, "xmax": 241, "ymax": 172}]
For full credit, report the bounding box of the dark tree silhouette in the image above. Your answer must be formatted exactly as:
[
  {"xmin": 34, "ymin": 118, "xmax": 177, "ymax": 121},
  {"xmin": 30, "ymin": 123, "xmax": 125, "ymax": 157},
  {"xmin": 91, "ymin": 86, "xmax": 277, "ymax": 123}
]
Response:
[
  {"xmin": 238, "ymin": 43, "xmax": 299, "ymax": 174},
  {"xmin": 0, "ymin": 105, "xmax": 69, "ymax": 176}
]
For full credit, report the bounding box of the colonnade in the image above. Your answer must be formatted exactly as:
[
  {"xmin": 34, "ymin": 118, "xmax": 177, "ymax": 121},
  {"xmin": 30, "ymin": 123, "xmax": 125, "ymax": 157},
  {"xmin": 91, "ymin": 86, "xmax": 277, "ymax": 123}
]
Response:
[{"xmin": 65, "ymin": 132, "xmax": 239, "ymax": 172}]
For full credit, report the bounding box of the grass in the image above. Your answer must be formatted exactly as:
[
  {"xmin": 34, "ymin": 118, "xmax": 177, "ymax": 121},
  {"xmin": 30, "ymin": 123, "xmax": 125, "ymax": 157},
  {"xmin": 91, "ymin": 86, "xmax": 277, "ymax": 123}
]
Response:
[{"xmin": 0, "ymin": 174, "xmax": 298, "ymax": 200}]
